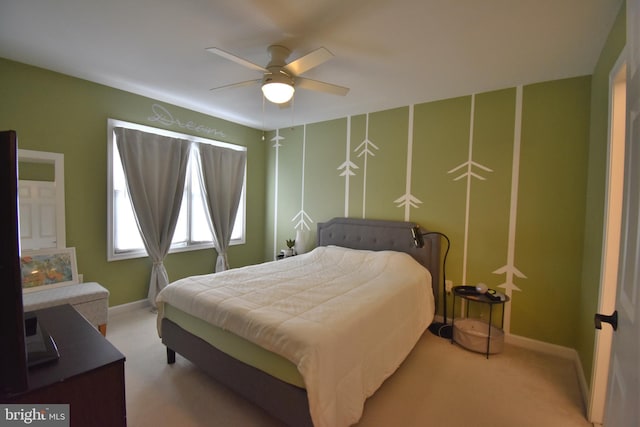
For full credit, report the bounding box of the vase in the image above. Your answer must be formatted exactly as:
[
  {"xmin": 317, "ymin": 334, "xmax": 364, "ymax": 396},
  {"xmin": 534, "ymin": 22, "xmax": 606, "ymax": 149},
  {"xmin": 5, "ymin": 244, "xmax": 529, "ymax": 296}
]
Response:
[{"xmin": 294, "ymin": 229, "xmax": 308, "ymax": 255}]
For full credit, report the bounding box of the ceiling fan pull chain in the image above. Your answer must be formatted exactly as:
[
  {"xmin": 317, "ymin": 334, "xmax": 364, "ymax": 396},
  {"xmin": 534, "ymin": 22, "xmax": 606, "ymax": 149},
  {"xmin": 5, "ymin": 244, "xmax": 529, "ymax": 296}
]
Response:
[{"xmin": 262, "ymin": 95, "xmax": 266, "ymax": 139}]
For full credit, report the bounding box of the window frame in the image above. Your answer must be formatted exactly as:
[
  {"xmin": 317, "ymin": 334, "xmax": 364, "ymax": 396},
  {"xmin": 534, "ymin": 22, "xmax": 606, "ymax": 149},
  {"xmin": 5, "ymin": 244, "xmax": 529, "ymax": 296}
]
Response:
[{"xmin": 107, "ymin": 118, "xmax": 246, "ymax": 262}]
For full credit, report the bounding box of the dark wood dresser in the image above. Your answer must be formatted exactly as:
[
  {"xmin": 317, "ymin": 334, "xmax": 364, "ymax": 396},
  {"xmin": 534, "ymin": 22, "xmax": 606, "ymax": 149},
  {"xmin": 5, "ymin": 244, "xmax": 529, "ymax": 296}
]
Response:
[{"xmin": 3, "ymin": 304, "xmax": 126, "ymax": 426}]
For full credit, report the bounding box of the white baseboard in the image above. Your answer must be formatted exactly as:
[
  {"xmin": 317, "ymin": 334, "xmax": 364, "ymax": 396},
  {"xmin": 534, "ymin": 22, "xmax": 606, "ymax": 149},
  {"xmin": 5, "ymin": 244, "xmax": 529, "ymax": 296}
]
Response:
[
  {"xmin": 109, "ymin": 298, "xmax": 151, "ymax": 317},
  {"xmin": 573, "ymin": 351, "xmax": 590, "ymax": 414},
  {"xmin": 432, "ymin": 314, "xmax": 449, "ymax": 324},
  {"xmin": 506, "ymin": 333, "xmax": 590, "ymax": 411},
  {"xmin": 431, "ymin": 317, "xmax": 591, "ymax": 410},
  {"xmin": 505, "ymin": 333, "xmax": 575, "ymax": 358}
]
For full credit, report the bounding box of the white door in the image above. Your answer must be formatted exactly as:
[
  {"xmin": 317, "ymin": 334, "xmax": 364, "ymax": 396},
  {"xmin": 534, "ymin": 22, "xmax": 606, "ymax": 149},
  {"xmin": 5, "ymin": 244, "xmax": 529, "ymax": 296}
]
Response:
[
  {"xmin": 589, "ymin": 53, "xmax": 626, "ymax": 425},
  {"xmin": 601, "ymin": 1, "xmax": 640, "ymax": 425},
  {"xmin": 18, "ymin": 180, "xmax": 58, "ymax": 250}
]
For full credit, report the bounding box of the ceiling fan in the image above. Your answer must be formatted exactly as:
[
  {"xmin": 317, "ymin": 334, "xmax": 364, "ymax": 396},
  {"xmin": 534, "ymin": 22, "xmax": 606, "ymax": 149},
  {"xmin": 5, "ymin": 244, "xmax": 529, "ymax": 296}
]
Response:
[{"xmin": 206, "ymin": 45, "xmax": 349, "ymax": 104}]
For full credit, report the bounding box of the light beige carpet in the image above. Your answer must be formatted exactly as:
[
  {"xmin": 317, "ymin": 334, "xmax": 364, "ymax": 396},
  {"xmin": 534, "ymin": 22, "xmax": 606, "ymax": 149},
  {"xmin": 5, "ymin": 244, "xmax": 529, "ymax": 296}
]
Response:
[{"xmin": 107, "ymin": 307, "xmax": 592, "ymax": 427}]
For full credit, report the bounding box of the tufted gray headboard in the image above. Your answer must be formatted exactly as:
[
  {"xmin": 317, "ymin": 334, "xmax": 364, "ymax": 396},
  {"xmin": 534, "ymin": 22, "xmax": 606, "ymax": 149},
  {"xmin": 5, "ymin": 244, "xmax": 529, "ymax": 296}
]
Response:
[{"xmin": 317, "ymin": 217, "xmax": 442, "ymax": 295}]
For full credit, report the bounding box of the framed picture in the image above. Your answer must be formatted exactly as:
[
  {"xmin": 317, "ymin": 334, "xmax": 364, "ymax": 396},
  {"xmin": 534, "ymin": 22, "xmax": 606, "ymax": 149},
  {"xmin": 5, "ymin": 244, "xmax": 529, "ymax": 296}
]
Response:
[{"xmin": 20, "ymin": 247, "xmax": 79, "ymax": 292}]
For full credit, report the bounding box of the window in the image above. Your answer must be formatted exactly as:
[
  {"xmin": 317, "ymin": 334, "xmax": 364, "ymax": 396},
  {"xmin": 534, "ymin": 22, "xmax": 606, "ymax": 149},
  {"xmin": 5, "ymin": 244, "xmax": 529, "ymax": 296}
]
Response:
[{"xmin": 107, "ymin": 119, "xmax": 246, "ymax": 261}]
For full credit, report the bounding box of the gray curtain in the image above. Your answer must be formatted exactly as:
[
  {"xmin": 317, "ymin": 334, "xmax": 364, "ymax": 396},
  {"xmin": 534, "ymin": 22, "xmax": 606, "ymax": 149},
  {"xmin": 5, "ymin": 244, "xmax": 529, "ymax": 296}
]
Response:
[
  {"xmin": 198, "ymin": 143, "xmax": 246, "ymax": 272},
  {"xmin": 114, "ymin": 127, "xmax": 191, "ymax": 307}
]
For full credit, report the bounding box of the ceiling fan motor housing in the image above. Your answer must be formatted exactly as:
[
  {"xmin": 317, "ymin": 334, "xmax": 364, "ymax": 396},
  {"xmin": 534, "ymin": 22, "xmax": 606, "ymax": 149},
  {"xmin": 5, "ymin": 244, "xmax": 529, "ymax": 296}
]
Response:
[{"xmin": 262, "ymin": 68, "xmax": 295, "ymax": 86}]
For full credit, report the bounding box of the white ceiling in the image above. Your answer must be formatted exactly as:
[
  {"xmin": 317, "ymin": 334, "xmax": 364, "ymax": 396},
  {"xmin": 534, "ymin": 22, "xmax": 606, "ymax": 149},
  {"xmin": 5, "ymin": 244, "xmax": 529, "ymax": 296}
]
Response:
[{"xmin": 0, "ymin": 0, "xmax": 622, "ymax": 131}]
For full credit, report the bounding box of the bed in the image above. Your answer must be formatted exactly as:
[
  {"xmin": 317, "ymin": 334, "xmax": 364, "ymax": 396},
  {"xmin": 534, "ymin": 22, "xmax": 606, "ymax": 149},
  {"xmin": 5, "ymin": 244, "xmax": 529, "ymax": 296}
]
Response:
[{"xmin": 156, "ymin": 217, "xmax": 442, "ymax": 427}]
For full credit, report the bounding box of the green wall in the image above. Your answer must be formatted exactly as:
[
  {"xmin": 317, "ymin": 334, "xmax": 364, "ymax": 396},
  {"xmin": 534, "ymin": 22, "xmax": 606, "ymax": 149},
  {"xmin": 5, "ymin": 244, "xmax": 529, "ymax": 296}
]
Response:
[
  {"xmin": 0, "ymin": 58, "xmax": 266, "ymax": 306},
  {"xmin": 265, "ymin": 77, "xmax": 592, "ymax": 348},
  {"xmin": 578, "ymin": 4, "xmax": 626, "ymax": 384}
]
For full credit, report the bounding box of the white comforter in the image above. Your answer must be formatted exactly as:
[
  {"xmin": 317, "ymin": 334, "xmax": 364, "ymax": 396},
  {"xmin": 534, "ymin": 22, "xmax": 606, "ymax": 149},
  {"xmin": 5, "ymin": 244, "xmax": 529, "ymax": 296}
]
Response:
[{"xmin": 156, "ymin": 245, "xmax": 434, "ymax": 427}]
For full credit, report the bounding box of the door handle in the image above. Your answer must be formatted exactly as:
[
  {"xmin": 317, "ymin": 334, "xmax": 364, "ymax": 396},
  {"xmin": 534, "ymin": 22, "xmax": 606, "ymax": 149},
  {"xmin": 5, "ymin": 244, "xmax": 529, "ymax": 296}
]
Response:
[{"xmin": 594, "ymin": 310, "xmax": 618, "ymax": 331}]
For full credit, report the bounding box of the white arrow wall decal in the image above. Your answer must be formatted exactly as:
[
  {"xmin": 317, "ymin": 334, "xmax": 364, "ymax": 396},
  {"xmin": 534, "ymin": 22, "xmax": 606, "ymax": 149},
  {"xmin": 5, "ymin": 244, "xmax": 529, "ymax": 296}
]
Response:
[
  {"xmin": 271, "ymin": 130, "xmax": 284, "ymax": 258},
  {"xmin": 493, "ymin": 85, "xmax": 527, "ymax": 333},
  {"xmin": 354, "ymin": 113, "xmax": 379, "ymax": 218},
  {"xmin": 447, "ymin": 94, "xmax": 493, "ymax": 285},
  {"xmin": 394, "ymin": 104, "xmax": 422, "ymax": 219},
  {"xmin": 292, "ymin": 124, "xmax": 314, "ymax": 231},
  {"xmin": 338, "ymin": 116, "xmax": 358, "ymax": 217}
]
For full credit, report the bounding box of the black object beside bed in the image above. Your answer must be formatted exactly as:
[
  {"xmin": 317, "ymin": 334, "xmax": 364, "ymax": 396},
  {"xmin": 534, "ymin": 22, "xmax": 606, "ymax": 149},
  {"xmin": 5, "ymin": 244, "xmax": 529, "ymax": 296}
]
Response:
[{"xmin": 160, "ymin": 217, "xmax": 442, "ymax": 427}]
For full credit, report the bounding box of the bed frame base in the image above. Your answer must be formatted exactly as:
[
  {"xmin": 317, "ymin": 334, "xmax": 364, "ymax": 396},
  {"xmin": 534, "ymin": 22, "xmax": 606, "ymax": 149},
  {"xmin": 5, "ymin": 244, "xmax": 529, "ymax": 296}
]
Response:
[{"xmin": 161, "ymin": 318, "xmax": 313, "ymax": 427}]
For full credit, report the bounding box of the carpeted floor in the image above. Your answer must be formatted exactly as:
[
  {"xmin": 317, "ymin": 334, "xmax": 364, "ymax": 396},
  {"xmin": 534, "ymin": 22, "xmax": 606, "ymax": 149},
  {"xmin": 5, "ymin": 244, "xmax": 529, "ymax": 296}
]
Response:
[{"xmin": 106, "ymin": 306, "xmax": 592, "ymax": 427}]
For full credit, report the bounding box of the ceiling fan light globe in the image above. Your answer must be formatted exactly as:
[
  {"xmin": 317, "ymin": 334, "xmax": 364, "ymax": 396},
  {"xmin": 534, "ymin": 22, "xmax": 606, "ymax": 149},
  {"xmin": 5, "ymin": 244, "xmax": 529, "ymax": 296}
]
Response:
[{"xmin": 262, "ymin": 82, "xmax": 294, "ymax": 104}]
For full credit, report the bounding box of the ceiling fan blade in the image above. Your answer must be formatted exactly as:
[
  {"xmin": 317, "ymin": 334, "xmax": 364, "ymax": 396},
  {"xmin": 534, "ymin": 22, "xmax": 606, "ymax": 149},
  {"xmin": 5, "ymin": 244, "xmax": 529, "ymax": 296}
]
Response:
[
  {"xmin": 210, "ymin": 79, "xmax": 261, "ymax": 92},
  {"xmin": 285, "ymin": 47, "xmax": 334, "ymax": 76},
  {"xmin": 295, "ymin": 77, "xmax": 349, "ymax": 96},
  {"xmin": 206, "ymin": 47, "xmax": 268, "ymax": 72}
]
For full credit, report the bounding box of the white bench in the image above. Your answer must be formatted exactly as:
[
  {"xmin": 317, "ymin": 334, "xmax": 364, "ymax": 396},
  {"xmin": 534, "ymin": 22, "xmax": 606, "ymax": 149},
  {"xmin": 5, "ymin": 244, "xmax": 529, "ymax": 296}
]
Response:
[{"xmin": 23, "ymin": 282, "xmax": 109, "ymax": 336}]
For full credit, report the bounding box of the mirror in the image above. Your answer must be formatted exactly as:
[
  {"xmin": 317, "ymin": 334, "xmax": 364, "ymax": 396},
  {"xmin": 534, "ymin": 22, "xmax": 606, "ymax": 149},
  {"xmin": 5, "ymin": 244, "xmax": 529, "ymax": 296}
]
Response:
[{"xmin": 17, "ymin": 149, "xmax": 65, "ymax": 250}]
